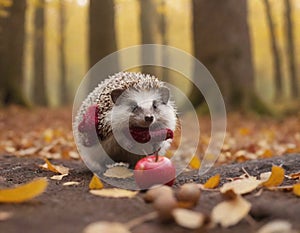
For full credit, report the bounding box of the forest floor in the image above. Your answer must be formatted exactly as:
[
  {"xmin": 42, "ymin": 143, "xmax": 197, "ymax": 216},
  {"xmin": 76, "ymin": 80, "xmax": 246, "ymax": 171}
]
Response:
[{"xmin": 0, "ymin": 106, "xmax": 300, "ymax": 233}]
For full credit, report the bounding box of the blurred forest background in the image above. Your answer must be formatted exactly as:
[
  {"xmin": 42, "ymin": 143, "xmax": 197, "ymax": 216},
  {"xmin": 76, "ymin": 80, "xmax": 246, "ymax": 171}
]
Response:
[{"xmin": 0, "ymin": 0, "xmax": 300, "ymax": 113}]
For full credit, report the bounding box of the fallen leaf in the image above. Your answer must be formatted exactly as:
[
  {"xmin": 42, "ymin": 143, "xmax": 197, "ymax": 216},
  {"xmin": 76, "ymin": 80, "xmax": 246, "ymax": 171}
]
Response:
[
  {"xmin": 172, "ymin": 208, "xmax": 206, "ymax": 229},
  {"xmin": 90, "ymin": 188, "xmax": 137, "ymax": 198},
  {"xmin": 50, "ymin": 174, "xmax": 68, "ymax": 181},
  {"xmin": 63, "ymin": 181, "xmax": 80, "ymax": 186},
  {"xmin": 40, "ymin": 158, "xmax": 69, "ymax": 175},
  {"xmin": 262, "ymin": 166, "xmax": 285, "ymax": 187},
  {"xmin": 104, "ymin": 166, "xmax": 133, "ymax": 179},
  {"xmin": 260, "ymin": 172, "xmax": 272, "ymax": 182},
  {"xmin": 203, "ymin": 174, "xmax": 220, "ymax": 189},
  {"xmin": 83, "ymin": 221, "xmax": 131, "ymax": 233},
  {"xmin": 286, "ymin": 171, "xmax": 300, "ymax": 180},
  {"xmin": 256, "ymin": 220, "xmax": 294, "ymax": 233},
  {"xmin": 293, "ymin": 183, "xmax": 300, "ymax": 197},
  {"xmin": 211, "ymin": 195, "xmax": 251, "ymax": 227},
  {"xmin": 0, "ymin": 211, "xmax": 13, "ymax": 221},
  {"xmin": 189, "ymin": 155, "xmax": 201, "ymax": 169},
  {"xmin": 220, "ymin": 176, "xmax": 262, "ymax": 195},
  {"xmin": 89, "ymin": 174, "xmax": 104, "ymax": 190},
  {"xmin": 0, "ymin": 178, "xmax": 48, "ymax": 203}
]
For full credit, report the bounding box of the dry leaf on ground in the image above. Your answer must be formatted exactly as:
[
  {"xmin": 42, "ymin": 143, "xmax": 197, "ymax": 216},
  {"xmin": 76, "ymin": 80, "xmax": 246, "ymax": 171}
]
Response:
[
  {"xmin": 0, "ymin": 178, "xmax": 48, "ymax": 203},
  {"xmin": 203, "ymin": 174, "xmax": 220, "ymax": 189},
  {"xmin": 211, "ymin": 194, "xmax": 251, "ymax": 227},
  {"xmin": 90, "ymin": 188, "xmax": 137, "ymax": 198},
  {"xmin": 104, "ymin": 166, "xmax": 133, "ymax": 179},
  {"xmin": 220, "ymin": 176, "xmax": 262, "ymax": 195},
  {"xmin": 63, "ymin": 181, "xmax": 80, "ymax": 186},
  {"xmin": 256, "ymin": 220, "xmax": 295, "ymax": 233},
  {"xmin": 286, "ymin": 171, "xmax": 300, "ymax": 180},
  {"xmin": 83, "ymin": 221, "xmax": 131, "ymax": 233},
  {"xmin": 292, "ymin": 183, "xmax": 300, "ymax": 197},
  {"xmin": 262, "ymin": 166, "xmax": 285, "ymax": 187},
  {"xmin": 89, "ymin": 174, "xmax": 104, "ymax": 190},
  {"xmin": 40, "ymin": 158, "xmax": 69, "ymax": 175},
  {"xmin": 0, "ymin": 211, "xmax": 13, "ymax": 221},
  {"xmin": 172, "ymin": 208, "xmax": 206, "ymax": 229},
  {"xmin": 50, "ymin": 174, "xmax": 68, "ymax": 181},
  {"xmin": 189, "ymin": 156, "xmax": 201, "ymax": 169}
]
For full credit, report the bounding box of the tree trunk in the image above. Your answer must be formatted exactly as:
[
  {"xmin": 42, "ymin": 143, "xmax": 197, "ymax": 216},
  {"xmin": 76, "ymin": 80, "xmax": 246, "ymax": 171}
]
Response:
[
  {"xmin": 158, "ymin": 0, "xmax": 169, "ymax": 82},
  {"xmin": 140, "ymin": 0, "xmax": 160, "ymax": 76},
  {"xmin": 284, "ymin": 0, "xmax": 298, "ymax": 99},
  {"xmin": 192, "ymin": 0, "xmax": 261, "ymax": 111},
  {"xmin": 33, "ymin": 0, "xmax": 48, "ymax": 106},
  {"xmin": 263, "ymin": 0, "xmax": 283, "ymax": 101},
  {"xmin": 0, "ymin": 0, "xmax": 27, "ymax": 106},
  {"xmin": 89, "ymin": 0, "xmax": 118, "ymax": 67},
  {"xmin": 58, "ymin": 1, "xmax": 68, "ymax": 105},
  {"xmin": 89, "ymin": 0, "xmax": 119, "ymax": 89}
]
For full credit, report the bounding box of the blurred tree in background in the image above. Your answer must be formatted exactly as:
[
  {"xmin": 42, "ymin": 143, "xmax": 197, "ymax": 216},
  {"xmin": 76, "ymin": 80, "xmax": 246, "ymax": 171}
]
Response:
[
  {"xmin": 0, "ymin": 0, "xmax": 299, "ymax": 111},
  {"xmin": 192, "ymin": 0, "xmax": 264, "ymax": 112},
  {"xmin": 0, "ymin": 0, "xmax": 27, "ymax": 106},
  {"xmin": 263, "ymin": 0, "xmax": 283, "ymax": 101},
  {"xmin": 33, "ymin": 0, "xmax": 48, "ymax": 106}
]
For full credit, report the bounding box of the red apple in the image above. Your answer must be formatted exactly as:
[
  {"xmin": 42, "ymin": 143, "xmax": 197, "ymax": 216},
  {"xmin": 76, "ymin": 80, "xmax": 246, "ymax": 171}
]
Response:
[{"xmin": 134, "ymin": 155, "xmax": 176, "ymax": 189}]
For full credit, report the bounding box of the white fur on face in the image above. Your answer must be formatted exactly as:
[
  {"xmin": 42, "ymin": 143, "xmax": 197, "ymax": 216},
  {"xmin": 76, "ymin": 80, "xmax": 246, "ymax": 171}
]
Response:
[{"xmin": 109, "ymin": 88, "xmax": 177, "ymax": 132}]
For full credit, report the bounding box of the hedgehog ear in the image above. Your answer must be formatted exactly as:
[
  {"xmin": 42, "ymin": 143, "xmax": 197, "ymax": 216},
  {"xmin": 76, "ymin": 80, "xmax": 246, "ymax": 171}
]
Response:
[
  {"xmin": 159, "ymin": 87, "xmax": 170, "ymax": 104},
  {"xmin": 111, "ymin": 89, "xmax": 125, "ymax": 104}
]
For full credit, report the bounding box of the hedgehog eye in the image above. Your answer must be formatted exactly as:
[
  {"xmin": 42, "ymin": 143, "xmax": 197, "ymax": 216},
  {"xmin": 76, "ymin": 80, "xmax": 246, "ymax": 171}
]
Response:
[
  {"xmin": 130, "ymin": 102, "xmax": 139, "ymax": 112},
  {"xmin": 152, "ymin": 101, "xmax": 158, "ymax": 110}
]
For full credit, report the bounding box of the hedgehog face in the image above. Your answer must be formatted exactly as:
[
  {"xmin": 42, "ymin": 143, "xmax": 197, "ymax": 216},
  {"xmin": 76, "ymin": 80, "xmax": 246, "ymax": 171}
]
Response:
[{"xmin": 110, "ymin": 87, "xmax": 174, "ymax": 132}]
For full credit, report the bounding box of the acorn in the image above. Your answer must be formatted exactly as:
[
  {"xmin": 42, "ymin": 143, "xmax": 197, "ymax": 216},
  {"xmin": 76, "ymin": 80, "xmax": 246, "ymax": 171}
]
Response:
[{"xmin": 176, "ymin": 183, "xmax": 201, "ymax": 208}]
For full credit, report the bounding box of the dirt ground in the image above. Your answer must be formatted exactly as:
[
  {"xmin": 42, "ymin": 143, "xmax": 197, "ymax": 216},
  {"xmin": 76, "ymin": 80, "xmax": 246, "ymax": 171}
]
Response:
[{"xmin": 0, "ymin": 153, "xmax": 299, "ymax": 233}]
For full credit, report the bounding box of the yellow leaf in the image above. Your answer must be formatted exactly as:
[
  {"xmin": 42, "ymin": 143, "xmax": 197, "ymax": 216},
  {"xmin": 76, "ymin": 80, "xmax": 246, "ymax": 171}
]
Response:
[
  {"xmin": 89, "ymin": 174, "xmax": 104, "ymax": 190},
  {"xmin": 90, "ymin": 188, "xmax": 137, "ymax": 198},
  {"xmin": 203, "ymin": 174, "xmax": 220, "ymax": 189},
  {"xmin": 43, "ymin": 129, "xmax": 54, "ymax": 143},
  {"xmin": 189, "ymin": 156, "xmax": 201, "ymax": 169},
  {"xmin": 0, "ymin": 178, "xmax": 48, "ymax": 203},
  {"xmin": 262, "ymin": 166, "xmax": 285, "ymax": 187},
  {"xmin": 238, "ymin": 127, "xmax": 250, "ymax": 136},
  {"xmin": 293, "ymin": 183, "xmax": 300, "ymax": 197},
  {"xmin": 40, "ymin": 159, "xmax": 69, "ymax": 175}
]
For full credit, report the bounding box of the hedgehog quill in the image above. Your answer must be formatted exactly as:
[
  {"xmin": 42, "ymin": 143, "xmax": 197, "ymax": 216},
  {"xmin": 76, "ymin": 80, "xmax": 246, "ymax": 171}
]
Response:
[{"xmin": 74, "ymin": 72, "xmax": 178, "ymax": 168}]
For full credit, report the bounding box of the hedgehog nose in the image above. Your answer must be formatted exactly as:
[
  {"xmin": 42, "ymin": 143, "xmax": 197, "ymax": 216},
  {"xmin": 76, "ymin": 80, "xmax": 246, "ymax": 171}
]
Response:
[{"xmin": 145, "ymin": 115, "xmax": 154, "ymax": 123}]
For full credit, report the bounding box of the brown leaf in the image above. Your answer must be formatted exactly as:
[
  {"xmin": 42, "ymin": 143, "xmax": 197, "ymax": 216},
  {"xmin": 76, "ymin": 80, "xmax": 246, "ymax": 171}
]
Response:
[
  {"xmin": 0, "ymin": 211, "xmax": 13, "ymax": 221},
  {"xmin": 256, "ymin": 220, "xmax": 295, "ymax": 233},
  {"xmin": 40, "ymin": 159, "xmax": 69, "ymax": 175},
  {"xmin": 90, "ymin": 188, "xmax": 137, "ymax": 198},
  {"xmin": 104, "ymin": 166, "xmax": 133, "ymax": 179},
  {"xmin": 172, "ymin": 208, "xmax": 206, "ymax": 229},
  {"xmin": 63, "ymin": 181, "xmax": 80, "ymax": 186},
  {"xmin": 211, "ymin": 195, "xmax": 251, "ymax": 227},
  {"xmin": 83, "ymin": 221, "xmax": 131, "ymax": 233},
  {"xmin": 220, "ymin": 176, "xmax": 262, "ymax": 195}
]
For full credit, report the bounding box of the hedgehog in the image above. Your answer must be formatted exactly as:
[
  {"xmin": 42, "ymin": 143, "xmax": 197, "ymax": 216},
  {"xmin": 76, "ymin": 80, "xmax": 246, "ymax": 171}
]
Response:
[{"xmin": 74, "ymin": 72, "xmax": 177, "ymax": 167}]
